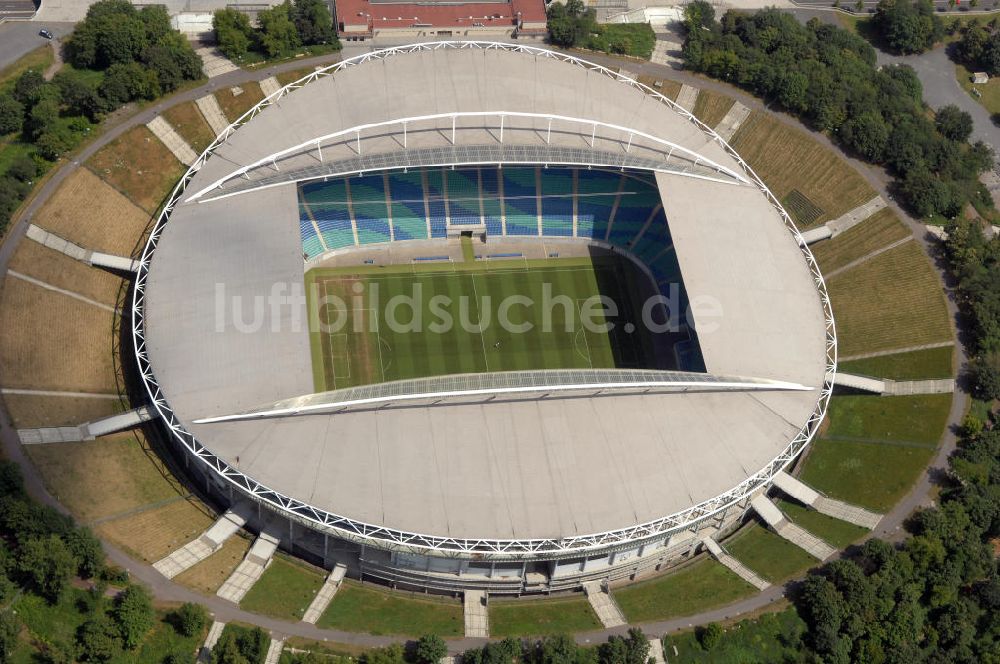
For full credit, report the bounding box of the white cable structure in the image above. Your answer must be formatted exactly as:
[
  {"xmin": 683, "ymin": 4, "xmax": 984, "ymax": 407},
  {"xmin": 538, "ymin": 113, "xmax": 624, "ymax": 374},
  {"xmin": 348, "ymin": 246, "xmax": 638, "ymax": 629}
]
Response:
[
  {"xmin": 183, "ymin": 110, "xmax": 749, "ymax": 202},
  {"xmin": 131, "ymin": 41, "xmax": 837, "ymax": 558}
]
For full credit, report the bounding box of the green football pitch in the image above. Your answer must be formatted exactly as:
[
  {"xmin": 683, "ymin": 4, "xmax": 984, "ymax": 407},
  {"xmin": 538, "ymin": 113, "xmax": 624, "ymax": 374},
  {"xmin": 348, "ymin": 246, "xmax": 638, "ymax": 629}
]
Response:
[{"xmin": 305, "ymin": 255, "xmax": 662, "ymax": 391}]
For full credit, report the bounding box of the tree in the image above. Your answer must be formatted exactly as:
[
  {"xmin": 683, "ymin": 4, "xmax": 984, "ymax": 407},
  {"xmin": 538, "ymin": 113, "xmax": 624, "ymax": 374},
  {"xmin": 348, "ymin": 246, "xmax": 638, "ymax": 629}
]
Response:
[
  {"xmin": 293, "ymin": 0, "xmax": 335, "ymax": 45},
  {"xmin": 76, "ymin": 615, "xmax": 121, "ymax": 663},
  {"xmin": 0, "ymin": 611, "xmax": 20, "ymax": 662},
  {"xmin": 112, "ymin": 585, "xmax": 154, "ymax": 649},
  {"xmin": 24, "ymin": 86, "xmax": 62, "ymax": 141},
  {"xmin": 64, "ymin": 528, "xmax": 103, "ymax": 579},
  {"xmin": 12, "ymin": 70, "xmax": 45, "ymax": 107},
  {"xmin": 935, "ymin": 105, "xmax": 974, "ymax": 142},
  {"xmin": 53, "ymin": 69, "xmax": 104, "ymax": 121},
  {"xmin": 99, "ymin": 62, "xmax": 160, "ymax": 105},
  {"xmin": 873, "ymin": 0, "xmax": 943, "ymax": 54},
  {"xmin": 546, "ymin": 0, "xmax": 594, "ymax": 49},
  {"xmin": 256, "ymin": 2, "xmax": 302, "ymax": 58},
  {"xmin": 172, "ymin": 602, "xmax": 209, "ymax": 638},
  {"xmin": 142, "ymin": 32, "xmax": 203, "ymax": 93},
  {"xmin": 971, "ymin": 354, "xmax": 1000, "ymax": 400},
  {"xmin": 683, "ymin": 0, "xmax": 716, "ymax": 33},
  {"xmin": 413, "ymin": 635, "xmax": 447, "ymax": 664},
  {"xmin": 18, "ymin": 535, "xmax": 75, "ymax": 602},
  {"xmin": 0, "ymin": 94, "xmax": 24, "ymax": 136},
  {"xmin": 213, "ymin": 9, "xmax": 254, "ymax": 61},
  {"xmin": 211, "ymin": 631, "xmax": 249, "ymax": 664},
  {"xmin": 358, "ymin": 644, "xmax": 405, "ymax": 664},
  {"xmin": 698, "ymin": 622, "xmax": 723, "ymax": 650},
  {"xmin": 537, "ymin": 634, "xmax": 579, "ymax": 664}
]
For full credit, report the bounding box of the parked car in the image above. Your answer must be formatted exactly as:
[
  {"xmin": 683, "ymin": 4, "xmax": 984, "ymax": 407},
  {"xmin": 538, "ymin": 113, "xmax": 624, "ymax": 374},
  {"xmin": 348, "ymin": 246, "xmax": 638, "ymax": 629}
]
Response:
[{"xmin": 38, "ymin": 29, "xmax": 53, "ymax": 40}]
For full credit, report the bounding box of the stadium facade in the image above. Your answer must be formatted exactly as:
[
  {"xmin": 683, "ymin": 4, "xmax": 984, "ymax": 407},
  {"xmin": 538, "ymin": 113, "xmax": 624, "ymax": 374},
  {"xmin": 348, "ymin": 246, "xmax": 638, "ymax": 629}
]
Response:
[{"xmin": 135, "ymin": 42, "xmax": 836, "ymax": 594}]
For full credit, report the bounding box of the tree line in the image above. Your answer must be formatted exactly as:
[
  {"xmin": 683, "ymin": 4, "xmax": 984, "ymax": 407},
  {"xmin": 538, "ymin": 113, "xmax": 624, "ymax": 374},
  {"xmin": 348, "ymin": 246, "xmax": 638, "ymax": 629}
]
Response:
[
  {"xmin": 546, "ymin": 0, "xmax": 655, "ymax": 59},
  {"xmin": 213, "ymin": 0, "xmax": 339, "ymax": 63},
  {"xmin": 0, "ymin": 0, "xmax": 203, "ymax": 233},
  {"xmin": 681, "ymin": 3, "xmax": 993, "ymax": 220}
]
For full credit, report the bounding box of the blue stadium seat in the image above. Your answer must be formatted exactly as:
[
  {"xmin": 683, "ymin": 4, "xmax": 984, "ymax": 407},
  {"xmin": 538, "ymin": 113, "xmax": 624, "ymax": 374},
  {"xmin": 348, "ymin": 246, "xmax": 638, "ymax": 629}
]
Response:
[
  {"xmin": 480, "ymin": 169, "xmax": 503, "ymax": 235},
  {"xmin": 425, "ymin": 170, "xmax": 448, "ymax": 238},
  {"xmin": 300, "ymin": 217, "xmax": 324, "ymax": 260},
  {"xmin": 386, "ymin": 172, "xmax": 429, "ymax": 241},
  {"xmin": 608, "ymin": 189, "xmax": 660, "ymax": 250},
  {"xmin": 349, "ymin": 174, "xmax": 391, "ymax": 245},
  {"xmin": 575, "ymin": 170, "xmax": 620, "ymax": 241},
  {"xmin": 539, "ymin": 169, "xmax": 574, "ymax": 237},
  {"xmin": 502, "ymin": 168, "xmax": 538, "ymax": 236},
  {"xmin": 445, "ymin": 169, "xmax": 481, "ymax": 225},
  {"xmin": 633, "ymin": 208, "xmax": 671, "ymax": 264},
  {"xmin": 300, "ymin": 179, "xmax": 355, "ymax": 250}
]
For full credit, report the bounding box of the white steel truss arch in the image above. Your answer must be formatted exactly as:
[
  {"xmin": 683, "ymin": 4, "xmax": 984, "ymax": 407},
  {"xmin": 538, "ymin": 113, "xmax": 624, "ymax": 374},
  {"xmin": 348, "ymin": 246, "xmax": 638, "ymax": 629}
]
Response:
[
  {"xmin": 131, "ymin": 41, "xmax": 838, "ymax": 560},
  {"xmin": 183, "ymin": 110, "xmax": 749, "ymax": 202}
]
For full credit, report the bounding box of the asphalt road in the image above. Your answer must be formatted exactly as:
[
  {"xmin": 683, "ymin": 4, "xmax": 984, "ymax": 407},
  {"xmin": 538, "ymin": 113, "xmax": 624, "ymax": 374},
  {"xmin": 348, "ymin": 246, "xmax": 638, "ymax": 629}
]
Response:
[{"xmin": 0, "ymin": 20, "xmax": 72, "ymax": 71}]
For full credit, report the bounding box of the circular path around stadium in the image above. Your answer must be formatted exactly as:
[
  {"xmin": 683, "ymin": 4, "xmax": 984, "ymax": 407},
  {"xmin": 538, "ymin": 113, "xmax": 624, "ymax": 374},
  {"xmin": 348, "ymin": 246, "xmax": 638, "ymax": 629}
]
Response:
[{"xmin": 0, "ymin": 43, "xmax": 970, "ymax": 652}]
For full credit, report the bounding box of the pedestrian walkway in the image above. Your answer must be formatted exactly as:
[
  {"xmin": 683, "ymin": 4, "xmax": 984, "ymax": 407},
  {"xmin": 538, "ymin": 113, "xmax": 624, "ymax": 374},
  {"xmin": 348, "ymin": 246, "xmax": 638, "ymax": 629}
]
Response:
[
  {"xmin": 839, "ymin": 340, "xmax": 954, "ymax": 362},
  {"xmin": 196, "ymin": 94, "xmax": 230, "ymax": 136},
  {"xmin": 675, "ymin": 84, "xmax": 699, "ymax": 112},
  {"xmin": 194, "ymin": 45, "xmax": 239, "ymax": 78},
  {"xmin": 463, "ymin": 590, "xmax": 489, "ymax": 637},
  {"xmin": 650, "ymin": 39, "xmax": 682, "ymax": 68},
  {"xmin": 833, "ymin": 372, "xmax": 955, "ymax": 396},
  {"xmin": 302, "ymin": 563, "xmax": 347, "ymax": 624},
  {"xmin": 25, "ymin": 223, "xmax": 140, "ymax": 272},
  {"xmin": 146, "ymin": 116, "xmax": 198, "ymax": 166},
  {"xmin": 648, "ymin": 638, "xmax": 666, "ymax": 664},
  {"xmin": 216, "ymin": 528, "xmax": 281, "ymax": 604},
  {"xmin": 800, "ymin": 195, "xmax": 887, "ymax": 245},
  {"xmin": 701, "ymin": 538, "xmax": 770, "ymax": 590},
  {"xmin": 153, "ymin": 504, "xmax": 252, "ymax": 578},
  {"xmin": 751, "ymin": 495, "xmax": 837, "ymax": 560},
  {"xmin": 198, "ymin": 621, "xmax": 226, "ymax": 663},
  {"xmin": 771, "ymin": 472, "xmax": 882, "ymax": 529},
  {"xmin": 264, "ymin": 638, "xmax": 284, "ymax": 664},
  {"xmin": 713, "ymin": 101, "xmax": 751, "ymax": 141},
  {"xmin": 823, "ymin": 236, "xmax": 912, "ymax": 279},
  {"xmin": 259, "ymin": 76, "xmax": 281, "ymax": 98},
  {"xmin": 18, "ymin": 405, "xmax": 154, "ymax": 444},
  {"xmin": 582, "ymin": 581, "xmax": 627, "ymax": 628}
]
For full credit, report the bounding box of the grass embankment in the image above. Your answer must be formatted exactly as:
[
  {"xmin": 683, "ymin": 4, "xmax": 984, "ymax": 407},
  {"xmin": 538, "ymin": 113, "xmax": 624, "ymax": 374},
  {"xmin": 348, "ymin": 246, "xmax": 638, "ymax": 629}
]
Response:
[
  {"xmin": 839, "ymin": 345, "xmax": 955, "ymax": 380},
  {"xmin": 240, "ymin": 556, "xmax": 326, "ymax": 620},
  {"xmin": 174, "ymin": 534, "xmax": 252, "ymax": 594},
  {"xmin": 826, "ymin": 240, "xmax": 953, "ymax": 356},
  {"xmin": 956, "ymin": 60, "xmax": 1000, "ymax": 116},
  {"xmin": 723, "ymin": 524, "xmax": 817, "ymax": 583},
  {"xmin": 691, "ymin": 89, "xmax": 735, "ymax": 128},
  {"xmin": 214, "ymin": 81, "xmax": 266, "ymax": 123},
  {"xmin": 489, "ymin": 596, "xmax": 602, "ymax": 637},
  {"xmin": 162, "ymin": 101, "xmax": 217, "ymax": 153},
  {"xmin": 730, "ymin": 111, "xmax": 876, "ymax": 228},
  {"xmin": 637, "ymin": 75, "xmax": 683, "ymax": 101},
  {"xmin": 808, "ymin": 208, "xmax": 910, "ymax": 273},
  {"xmin": 614, "ymin": 558, "xmax": 754, "ymax": 623},
  {"xmin": 317, "ymin": 581, "xmax": 463, "ymax": 636},
  {"xmin": 663, "ymin": 607, "xmax": 807, "ymax": 663},
  {"xmin": 87, "ymin": 125, "xmax": 185, "ymax": 214}
]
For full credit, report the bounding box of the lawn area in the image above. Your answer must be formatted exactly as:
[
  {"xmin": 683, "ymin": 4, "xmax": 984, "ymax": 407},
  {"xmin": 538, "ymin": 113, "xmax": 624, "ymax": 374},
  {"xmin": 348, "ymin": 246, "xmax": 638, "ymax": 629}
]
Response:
[
  {"xmin": 13, "ymin": 588, "xmax": 91, "ymax": 649},
  {"xmin": 691, "ymin": 89, "xmax": 735, "ymax": 128},
  {"xmin": 584, "ymin": 23, "xmax": 656, "ymax": 60},
  {"xmin": 5, "ymin": 392, "xmax": 123, "ymax": 429},
  {"xmin": 823, "ymin": 394, "xmax": 952, "ymax": 447},
  {"xmin": 214, "ymin": 81, "xmax": 266, "ymax": 123},
  {"xmin": 798, "ymin": 438, "xmax": 937, "ymax": 512},
  {"xmin": 87, "ymin": 125, "xmax": 185, "ymax": 214},
  {"xmin": 839, "ymin": 345, "xmax": 955, "ymax": 380},
  {"xmin": 0, "ymin": 45, "xmax": 53, "ymax": 92},
  {"xmin": 305, "ymin": 254, "xmax": 659, "ymax": 391},
  {"xmin": 775, "ymin": 499, "xmax": 867, "ymax": 549},
  {"xmin": 956, "ymin": 61, "xmax": 1000, "ymax": 116},
  {"xmin": 240, "ymin": 556, "xmax": 326, "ymax": 620},
  {"xmin": 729, "ymin": 111, "xmax": 875, "ymax": 227},
  {"xmin": 317, "ymin": 581, "xmax": 463, "ymax": 636},
  {"xmin": 809, "ymin": 208, "xmax": 910, "ymax": 273},
  {"xmin": 276, "ymin": 65, "xmax": 322, "ymax": 86},
  {"xmin": 722, "ymin": 523, "xmax": 816, "ymax": 583},
  {"xmin": 132, "ymin": 612, "xmax": 207, "ymax": 664},
  {"xmin": 826, "ymin": 240, "xmax": 953, "ymax": 356},
  {"xmin": 614, "ymin": 558, "xmax": 755, "ymax": 623},
  {"xmin": 637, "ymin": 75, "xmax": 682, "ymax": 101},
  {"xmin": 96, "ymin": 497, "xmax": 216, "ymax": 562},
  {"xmin": 0, "ymin": 138, "xmax": 36, "ymax": 176},
  {"xmin": 663, "ymin": 607, "xmax": 807, "ymax": 663},
  {"xmin": 24, "ymin": 433, "xmax": 183, "ymax": 522},
  {"xmin": 174, "ymin": 533, "xmax": 252, "ymax": 594},
  {"xmin": 162, "ymin": 101, "xmax": 217, "ymax": 153},
  {"xmin": 489, "ymin": 595, "xmax": 601, "ymax": 637}
]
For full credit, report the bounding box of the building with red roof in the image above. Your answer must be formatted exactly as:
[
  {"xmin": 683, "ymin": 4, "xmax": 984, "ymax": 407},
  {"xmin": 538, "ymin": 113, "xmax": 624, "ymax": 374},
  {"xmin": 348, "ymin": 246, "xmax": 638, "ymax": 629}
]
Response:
[{"xmin": 335, "ymin": 0, "xmax": 547, "ymax": 39}]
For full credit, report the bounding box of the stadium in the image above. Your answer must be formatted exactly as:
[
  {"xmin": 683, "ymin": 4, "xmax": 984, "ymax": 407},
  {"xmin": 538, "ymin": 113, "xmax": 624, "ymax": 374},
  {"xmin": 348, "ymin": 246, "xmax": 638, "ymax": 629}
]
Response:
[{"xmin": 135, "ymin": 42, "xmax": 836, "ymax": 594}]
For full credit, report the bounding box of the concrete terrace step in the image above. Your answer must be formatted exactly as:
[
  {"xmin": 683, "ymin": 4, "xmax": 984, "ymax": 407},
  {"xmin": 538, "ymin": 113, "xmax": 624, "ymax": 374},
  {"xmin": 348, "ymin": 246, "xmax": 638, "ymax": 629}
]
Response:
[
  {"xmin": 751, "ymin": 495, "xmax": 837, "ymax": 561},
  {"xmin": 713, "ymin": 101, "xmax": 751, "ymax": 142},
  {"xmin": 464, "ymin": 589, "xmax": 489, "ymax": 638},
  {"xmin": 675, "ymin": 84, "xmax": 699, "ymax": 113},
  {"xmin": 198, "ymin": 621, "xmax": 226, "ymax": 663},
  {"xmin": 302, "ymin": 563, "xmax": 347, "ymax": 624},
  {"xmin": 264, "ymin": 638, "xmax": 284, "ymax": 664},
  {"xmin": 701, "ymin": 538, "xmax": 770, "ymax": 591},
  {"xmin": 216, "ymin": 528, "xmax": 280, "ymax": 604},
  {"xmin": 196, "ymin": 94, "xmax": 229, "ymax": 136},
  {"xmin": 583, "ymin": 581, "xmax": 627, "ymax": 628},
  {"xmin": 147, "ymin": 116, "xmax": 199, "ymax": 166},
  {"xmin": 153, "ymin": 504, "xmax": 251, "ymax": 578},
  {"xmin": 772, "ymin": 471, "xmax": 883, "ymax": 530}
]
